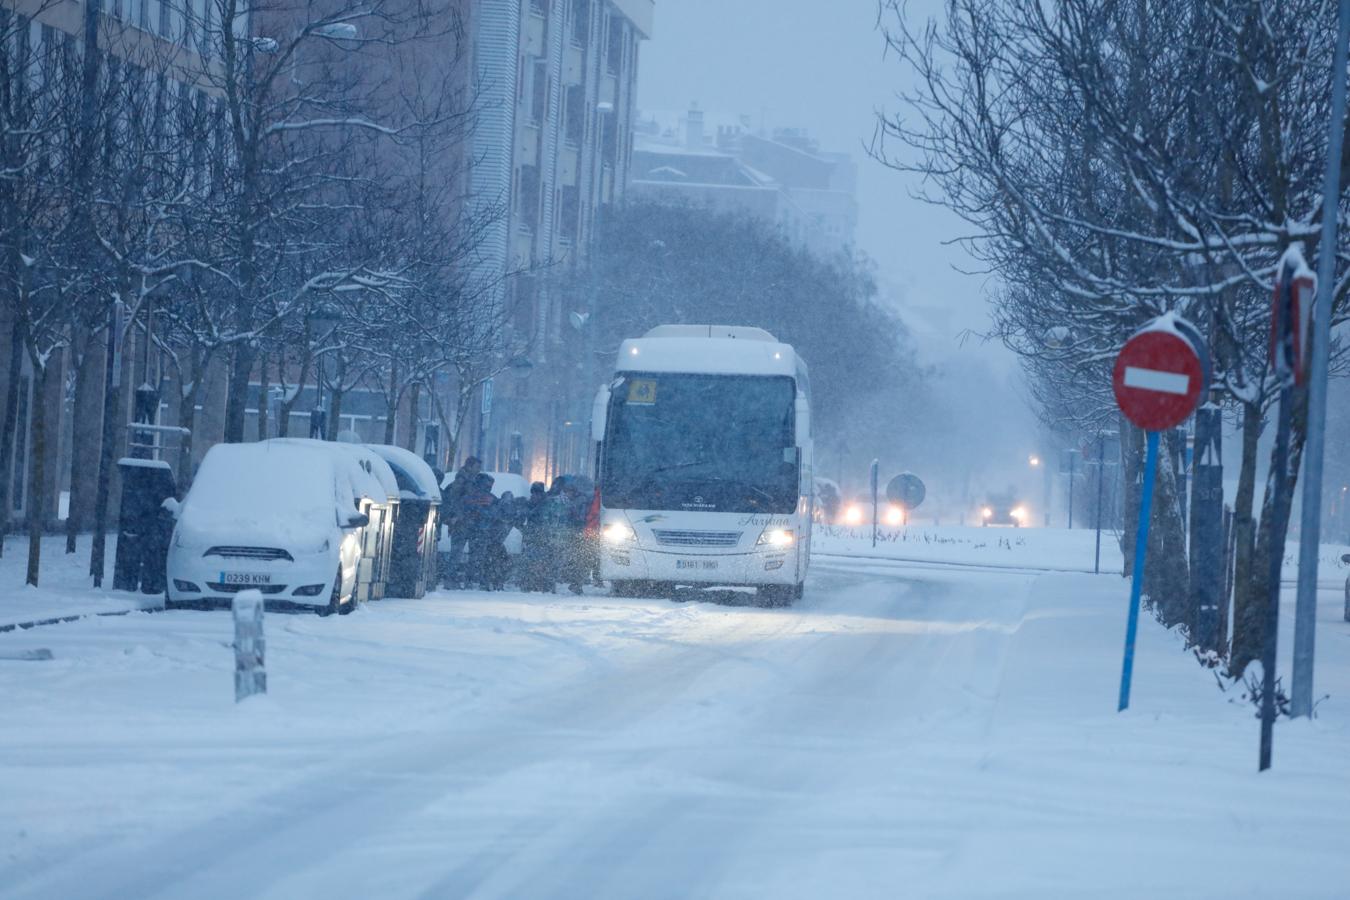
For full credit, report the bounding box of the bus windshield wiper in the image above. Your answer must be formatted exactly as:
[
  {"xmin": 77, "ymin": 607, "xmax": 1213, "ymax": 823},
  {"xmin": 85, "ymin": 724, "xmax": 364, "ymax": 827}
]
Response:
[{"xmin": 647, "ymin": 458, "xmax": 716, "ymax": 475}]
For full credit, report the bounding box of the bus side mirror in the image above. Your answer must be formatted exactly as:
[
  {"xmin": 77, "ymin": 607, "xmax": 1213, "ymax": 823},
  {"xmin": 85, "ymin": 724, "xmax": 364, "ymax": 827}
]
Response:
[
  {"xmin": 591, "ymin": 384, "xmax": 611, "ymax": 443},
  {"xmin": 1342, "ymin": 553, "xmax": 1350, "ymax": 564}
]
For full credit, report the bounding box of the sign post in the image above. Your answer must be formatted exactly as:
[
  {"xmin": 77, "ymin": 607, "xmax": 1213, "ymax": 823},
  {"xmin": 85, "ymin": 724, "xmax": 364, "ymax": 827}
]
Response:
[
  {"xmin": 886, "ymin": 473, "xmax": 926, "ymax": 519},
  {"xmin": 1259, "ymin": 249, "xmax": 1315, "ymax": 768},
  {"xmin": 1189, "ymin": 397, "xmax": 1225, "ymax": 653},
  {"xmin": 1112, "ymin": 314, "xmax": 1205, "ymax": 711},
  {"xmin": 1292, "ymin": 0, "xmax": 1350, "ymax": 718},
  {"xmin": 869, "ymin": 459, "xmax": 880, "ymax": 548}
]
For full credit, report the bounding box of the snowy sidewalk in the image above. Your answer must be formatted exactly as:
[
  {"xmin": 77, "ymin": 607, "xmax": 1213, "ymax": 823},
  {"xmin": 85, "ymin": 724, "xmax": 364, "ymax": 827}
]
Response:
[
  {"xmin": 815, "ymin": 524, "xmax": 1350, "ymax": 584},
  {"xmin": 0, "ymin": 536, "xmax": 162, "ymax": 633}
]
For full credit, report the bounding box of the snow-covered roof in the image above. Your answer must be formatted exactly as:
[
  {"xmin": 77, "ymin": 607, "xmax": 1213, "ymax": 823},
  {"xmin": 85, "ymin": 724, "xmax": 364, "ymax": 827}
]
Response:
[
  {"xmin": 617, "ymin": 329, "xmax": 801, "ymax": 378},
  {"xmin": 365, "ymin": 444, "xmax": 440, "ymax": 501},
  {"xmin": 271, "ymin": 438, "xmax": 398, "ymax": 504}
]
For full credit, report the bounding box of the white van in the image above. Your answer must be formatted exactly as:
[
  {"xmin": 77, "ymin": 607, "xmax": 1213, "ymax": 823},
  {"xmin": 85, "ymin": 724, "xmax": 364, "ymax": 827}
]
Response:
[{"xmin": 166, "ymin": 441, "xmax": 370, "ymax": 614}]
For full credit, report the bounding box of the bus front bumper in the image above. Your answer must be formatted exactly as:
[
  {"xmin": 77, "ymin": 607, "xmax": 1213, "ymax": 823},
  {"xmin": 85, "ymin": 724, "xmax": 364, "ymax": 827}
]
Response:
[{"xmin": 600, "ymin": 545, "xmax": 799, "ymax": 587}]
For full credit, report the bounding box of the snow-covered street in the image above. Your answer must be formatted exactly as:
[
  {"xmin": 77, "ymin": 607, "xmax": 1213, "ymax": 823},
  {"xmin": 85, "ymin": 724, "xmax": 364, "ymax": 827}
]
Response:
[{"xmin": 2, "ymin": 539, "xmax": 1348, "ymax": 899}]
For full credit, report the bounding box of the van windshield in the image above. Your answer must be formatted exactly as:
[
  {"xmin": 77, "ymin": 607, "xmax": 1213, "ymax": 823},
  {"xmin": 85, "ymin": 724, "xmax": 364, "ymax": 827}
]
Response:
[{"xmin": 600, "ymin": 373, "xmax": 797, "ymax": 514}]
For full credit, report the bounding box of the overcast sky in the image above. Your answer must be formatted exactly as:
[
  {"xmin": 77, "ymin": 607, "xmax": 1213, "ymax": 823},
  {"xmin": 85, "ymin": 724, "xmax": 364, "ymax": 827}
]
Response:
[
  {"xmin": 636, "ymin": 0, "xmax": 998, "ymax": 350},
  {"xmin": 637, "ymin": 1, "xmax": 1041, "ymax": 499}
]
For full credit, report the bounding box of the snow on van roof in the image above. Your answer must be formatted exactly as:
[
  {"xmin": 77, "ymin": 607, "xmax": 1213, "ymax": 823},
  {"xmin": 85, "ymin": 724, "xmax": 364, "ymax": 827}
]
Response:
[
  {"xmin": 365, "ymin": 444, "xmax": 440, "ymax": 500},
  {"xmin": 177, "ymin": 441, "xmax": 344, "ymax": 545},
  {"xmin": 271, "ymin": 438, "xmax": 397, "ymax": 503}
]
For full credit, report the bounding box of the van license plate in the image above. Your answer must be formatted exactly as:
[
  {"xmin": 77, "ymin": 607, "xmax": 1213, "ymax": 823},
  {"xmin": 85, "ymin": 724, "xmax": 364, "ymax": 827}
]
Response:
[
  {"xmin": 222, "ymin": 572, "xmax": 271, "ymax": 585},
  {"xmin": 676, "ymin": 559, "xmax": 718, "ymax": 571}
]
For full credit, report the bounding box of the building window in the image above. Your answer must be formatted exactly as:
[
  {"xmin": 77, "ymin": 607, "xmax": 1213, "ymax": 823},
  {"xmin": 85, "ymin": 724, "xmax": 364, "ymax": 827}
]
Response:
[
  {"xmin": 571, "ymin": 0, "xmax": 589, "ymax": 46},
  {"xmin": 529, "ymin": 0, "xmax": 549, "ymax": 16},
  {"xmin": 606, "ymin": 16, "xmax": 622, "ymax": 74},
  {"xmin": 563, "ymin": 83, "xmax": 584, "ymax": 147},
  {"xmin": 530, "ymin": 59, "xmax": 547, "ymax": 125},
  {"xmin": 602, "ymin": 110, "xmax": 617, "ymax": 166},
  {"xmin": 518, "ymin": 164, "xmax": 540, "ymax": 229},
  {"xmin": 559, "ymin": 185, "xmax": 579, "ymax": 242}
]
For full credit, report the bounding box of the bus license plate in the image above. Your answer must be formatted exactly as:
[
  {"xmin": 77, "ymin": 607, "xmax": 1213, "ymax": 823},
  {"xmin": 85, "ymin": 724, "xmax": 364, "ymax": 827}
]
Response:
[
  {"xmin": 221, "ymin": 572, "xmax": 271, "ymax": 585},
  {"xmin": 676, "ymin": 559, "xmax": 718, "ymax": 571}
]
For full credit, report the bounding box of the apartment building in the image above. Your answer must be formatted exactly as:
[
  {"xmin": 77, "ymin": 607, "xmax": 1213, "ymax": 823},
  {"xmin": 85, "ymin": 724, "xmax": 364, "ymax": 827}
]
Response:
[
  {"xmin": 630, "ymin": 105, "xmax": 858, "ymax": 260},
  {"xmin": 466, "ymin": 0, "xmax": 652, "ymax": 483}
]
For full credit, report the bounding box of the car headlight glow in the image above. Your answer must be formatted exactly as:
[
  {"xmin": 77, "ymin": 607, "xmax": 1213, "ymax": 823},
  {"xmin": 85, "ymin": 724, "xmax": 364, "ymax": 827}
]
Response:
[
  {"xmin": 757, "ymin": 528, "xmax": 795, "ymax": 547},
  {"xmin": 842, "ymin": 505, "xmax": 864, "ymax": 525},
  {"xmin": 982, "ymin": 507, "xmax": 993, "ymax": 519},
  {"xmin": 603, "ymin": 522, "xmax": 636, "ymax": 543},
  {"xmin": 1011, "ymin": 506, "xmax": 1027, "ymax": 521},
  {"xmin": 885, "ymin": 506, "xmax": 904, "ymax": 526}
]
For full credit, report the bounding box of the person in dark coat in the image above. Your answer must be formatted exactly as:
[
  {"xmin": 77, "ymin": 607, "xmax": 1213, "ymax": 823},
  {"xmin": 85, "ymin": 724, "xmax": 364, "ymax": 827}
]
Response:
[
  {"xmin": 441, "ymin": 456, "xmax": 482, "ymax": 588},
  {"xmin": 481, "ymin": 490, "xmax": 517, "ymax": 590},
  {"xmin": 519, "ymin": 481, "xmax": 552, "ymax": 591},
  {"xmin": 544, "ymin": 476, "xmax": 588, "ymax": 594},
  {"xmin": 461, "ymin": 471, "xmax": 498, "ymax": 589}
]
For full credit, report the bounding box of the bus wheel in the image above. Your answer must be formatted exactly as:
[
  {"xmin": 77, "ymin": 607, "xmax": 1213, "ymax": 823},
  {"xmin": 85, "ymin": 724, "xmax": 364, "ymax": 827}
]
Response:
[
  {"xmin": 611, "ymin": 580, "xmax": 638, "ymax": 598},
  {"xmin": 758, "ymin": 585, "xmax": 793, "ymax": 607}
]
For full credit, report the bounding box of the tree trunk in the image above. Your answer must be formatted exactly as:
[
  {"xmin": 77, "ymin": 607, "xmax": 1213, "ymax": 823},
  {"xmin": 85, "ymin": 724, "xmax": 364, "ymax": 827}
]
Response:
[
  {"xmin": 326, "ymin": 388, "xmax": 344, "ymax": 441},
  {"xmin": 382, "ymin": 362, "xmax": 399, "ymax": 445},
  {"xmin": 1229, "ymin": 400, "xmax": 1264, "ymax": 666},
  {"xmin": 64, "ymin": 332, "xmax": 95, "ymax": 553},
  {"xmin": 1231, "ymin": 391, "xmax": 1309, "ymax": 676},
  {"xmin": 406, "ymin": 382, "xmax": 421, "ymax": 453},
  {"xmin": 255, "ymin": 352, "xmax": 269, "ymax": 441},
  {"xmin": 222, "ymin": 343, "xmax": 255, "ymax": 443},
  {"xmin": 0, "ymin": 318, "xmax": 24, "ymax": 558},
  {"xmin": 1144, "ymin": 431, "xmax": 1190, "ymax": 628},
  {"xmin": 1119, "ymin": 417, "xmax": 1143, "ymax": 576},
  {"xmin": 25, "ymin": 365, "xmax": 48, "ymax": 586}
]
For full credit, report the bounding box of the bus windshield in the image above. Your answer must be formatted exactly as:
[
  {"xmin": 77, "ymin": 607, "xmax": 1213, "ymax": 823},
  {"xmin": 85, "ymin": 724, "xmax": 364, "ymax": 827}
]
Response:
[{"xmin": 601, "ymin": 373, "xmax": 798, "ymax": 514}]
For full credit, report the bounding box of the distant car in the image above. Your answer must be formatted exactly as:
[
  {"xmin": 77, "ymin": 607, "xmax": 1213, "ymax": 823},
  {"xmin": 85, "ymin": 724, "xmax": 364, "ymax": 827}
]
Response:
[
  {"xmin": 166, "ymin": 441, "xmax": 371, "ymax": 615},
  {"xmin": 980, "ymin": 497, "xmax": 1028, "ymax": 527}
]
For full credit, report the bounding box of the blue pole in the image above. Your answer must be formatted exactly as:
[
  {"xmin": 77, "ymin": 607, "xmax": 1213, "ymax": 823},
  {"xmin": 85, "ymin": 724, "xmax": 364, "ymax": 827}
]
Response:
[{"xmin": 1119, "ymin": 429, "xmax": 1160, "ymax": 712}]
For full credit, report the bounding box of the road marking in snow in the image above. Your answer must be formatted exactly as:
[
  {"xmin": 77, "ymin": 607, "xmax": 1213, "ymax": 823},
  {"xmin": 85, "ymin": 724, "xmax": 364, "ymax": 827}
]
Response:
[{"xmin": 1123, "ymin": 366, "xmax": 1190, "ymax": 395}]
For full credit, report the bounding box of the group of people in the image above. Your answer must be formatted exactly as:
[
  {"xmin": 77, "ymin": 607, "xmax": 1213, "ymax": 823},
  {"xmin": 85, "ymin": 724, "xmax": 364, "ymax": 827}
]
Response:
[{"xmin": 439, "ymin": 456, "xmax": 600, "ymax": 594}]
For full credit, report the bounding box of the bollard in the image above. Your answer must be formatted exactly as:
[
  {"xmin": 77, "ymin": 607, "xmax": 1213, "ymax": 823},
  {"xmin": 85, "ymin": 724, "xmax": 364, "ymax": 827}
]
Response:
[{"xmin": 232, "ymin": 589, "xmax": 266, "ymax": 702}]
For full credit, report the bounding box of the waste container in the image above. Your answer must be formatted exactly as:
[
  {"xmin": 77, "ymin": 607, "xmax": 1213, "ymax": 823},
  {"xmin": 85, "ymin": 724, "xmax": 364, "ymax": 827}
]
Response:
[
  {"xmin": 366, "ymin": 445, "xmax": 441, "ymax": 599},
  {"xmin": 113, "ymin": 458, "xmax": 177, "ymax": 594}
]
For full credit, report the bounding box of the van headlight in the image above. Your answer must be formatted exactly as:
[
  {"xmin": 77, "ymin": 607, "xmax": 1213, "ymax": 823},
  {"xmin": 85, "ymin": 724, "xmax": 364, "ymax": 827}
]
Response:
[
  {"xmin": 602, "ymin": 522, "xmax": 636, "ymax": 543},
  {"xmin": 757, "ymin": 528, "xmax": 794, "ymax": 547}
]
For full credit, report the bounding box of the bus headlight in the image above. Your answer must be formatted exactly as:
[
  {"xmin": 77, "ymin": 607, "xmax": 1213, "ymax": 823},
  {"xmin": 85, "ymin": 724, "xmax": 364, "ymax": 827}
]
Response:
[
  {"xmin": 981, "ymin": 507, "xmax": 993, "ymax": 520},
  {"xmin": 602, "ymin": 522, "xmax": 636, "ymax": 544},
  {"xmin": 757, "ymin": 528, "xmax": 795, "ymax": 547},
  {"xmin": 842, "ymin": 505, "xmax": 864, "ymax": 525},
  {"xmin": 1011, "ymin": 506, "xmax": 1028, "ymax": 522},
  {"xmin": 885, "ymin": 506, "xmax": 904, "ymax": 526}
]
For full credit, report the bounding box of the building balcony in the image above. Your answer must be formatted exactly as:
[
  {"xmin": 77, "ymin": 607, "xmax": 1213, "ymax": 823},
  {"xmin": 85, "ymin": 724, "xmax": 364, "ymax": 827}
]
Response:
[
  {"xmin": 560, "ymin": 143, "xmax": 580, "ymax": 187},
  {"xmin": 516, "ymin": 122, "xmax": 541, "ymax": 168},
  {"xmin": 563, "ymin": 44, "xmax": 584, "ymax": 86},
  {"xmin": 524, "ymin": 11, "xmax": 546, "ymax": 58}
]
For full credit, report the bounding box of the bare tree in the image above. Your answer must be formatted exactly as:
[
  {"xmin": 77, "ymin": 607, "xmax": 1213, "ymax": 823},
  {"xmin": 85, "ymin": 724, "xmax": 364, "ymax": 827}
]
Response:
[{"xmin": 876, "ymin": 0, "xmax": 1350, "ymax": 668}]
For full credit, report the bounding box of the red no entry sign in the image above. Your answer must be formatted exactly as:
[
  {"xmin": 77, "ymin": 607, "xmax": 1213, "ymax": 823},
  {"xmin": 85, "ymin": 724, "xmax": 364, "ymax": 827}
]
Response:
[{"xmin": 1112, "ymin": 316, "xmax": 1205, "ymax": 432}]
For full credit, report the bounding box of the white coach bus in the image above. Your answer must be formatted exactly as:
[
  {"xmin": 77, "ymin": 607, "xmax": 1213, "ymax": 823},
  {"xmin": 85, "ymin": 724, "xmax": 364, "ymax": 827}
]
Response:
[{"xmin": 592, "ymin": 325, "xmax": 813, "ymax": 605}]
